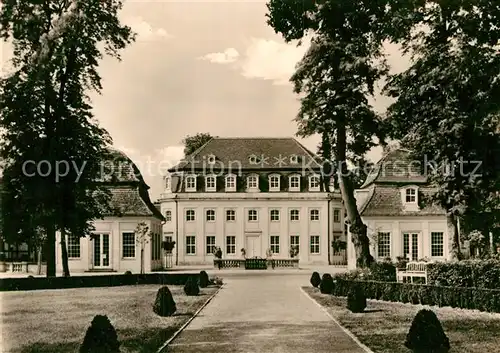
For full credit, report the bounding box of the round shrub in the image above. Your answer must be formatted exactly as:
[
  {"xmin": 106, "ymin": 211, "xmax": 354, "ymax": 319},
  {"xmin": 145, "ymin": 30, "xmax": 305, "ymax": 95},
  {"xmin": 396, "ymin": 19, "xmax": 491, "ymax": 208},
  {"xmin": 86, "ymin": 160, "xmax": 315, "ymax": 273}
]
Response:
[
  {"xmin": 347, "ymin": 285, "xmax": 367, "ymax": 313},
  {"xmin": 310, "ymin": 272, "xmax": 321, "ymax": 287},
  {"xmin": 124, "ymin": 270, "xmax": 132, "ymax": 275},
  {"xmin": 79, "ymin": 315, "xmax": 120, "ymax": 353},
  {"xmin": 153, "ymin": 286, "xmax": 176, "ymax": 317},
  {"xmin": 404, "ymin": 309, "xmax": 450, "ymax": 353},
  {"xmin": 199, "ymin": 270, "xmax": 209, "ymax": 288},
  {"xmin": 319, "ymin": 273, "xmax": 334, "ymax": 294},
  {"xmin": 184, "ymin": 276, "xmax": 200, "ymax": 296}
]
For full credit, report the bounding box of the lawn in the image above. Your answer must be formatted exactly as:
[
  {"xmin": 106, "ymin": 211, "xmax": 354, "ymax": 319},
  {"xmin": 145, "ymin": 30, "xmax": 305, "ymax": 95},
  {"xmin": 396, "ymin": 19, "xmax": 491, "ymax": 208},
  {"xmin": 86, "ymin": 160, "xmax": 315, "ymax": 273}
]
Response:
[
  {"xmin": 1, "ymin": 284, "xmax": 220, "ymax": 353},
  {"xmin": 303, "ymin": 286, "xmax": 500, "ymax": 353}
]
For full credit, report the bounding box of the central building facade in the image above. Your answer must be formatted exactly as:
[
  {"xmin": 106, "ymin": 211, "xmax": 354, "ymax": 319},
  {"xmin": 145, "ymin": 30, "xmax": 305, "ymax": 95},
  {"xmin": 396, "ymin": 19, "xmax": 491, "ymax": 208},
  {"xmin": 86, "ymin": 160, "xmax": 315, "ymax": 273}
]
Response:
[{"xmin": 158, "ymin": 137, "xmax": 345, "ymax": 266}]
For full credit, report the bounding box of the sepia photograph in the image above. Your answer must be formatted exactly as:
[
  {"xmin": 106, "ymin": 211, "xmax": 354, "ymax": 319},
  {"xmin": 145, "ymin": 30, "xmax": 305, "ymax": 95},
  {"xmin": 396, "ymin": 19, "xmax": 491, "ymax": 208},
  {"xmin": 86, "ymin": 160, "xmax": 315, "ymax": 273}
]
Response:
[{"xmin": 1, "ymin": 1, "xmax": 500, "ymax": 352}]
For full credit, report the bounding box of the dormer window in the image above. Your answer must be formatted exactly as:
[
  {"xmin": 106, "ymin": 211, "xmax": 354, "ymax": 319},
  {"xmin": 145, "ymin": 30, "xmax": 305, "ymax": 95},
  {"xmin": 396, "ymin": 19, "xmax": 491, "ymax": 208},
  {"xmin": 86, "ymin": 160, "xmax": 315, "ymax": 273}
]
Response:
[
  {"xmin": 164, "ymin": 176, "xmax": 171, "ymax": 191},
  {"xmin": 269, "ymin": 174, "xmax": 280, "ymax": 191},
  {"xmin": 205, "ymin": 175, "xmax": 216, "ymax": 192},
  {"xmin": 247, "ymin": 175, "xmax": 259, "ymax": 190},
  {"xmin": 225, "ymin": 174, "xmax": 236, "ymax": 192},
  {"xmin": 309, "ymin": 175, "xmax": 320, "ymax": 191},
  {"xmin": 405, "ymin": 188, "xmax": 417, "ymax": 203},
  {"xmin": 185, "ymin": 175, "xmax": 196, "ymax": 192},
  {"xmin": 401, "ymin": 186, "xmax": 419, "ymax": 211},
  {"xmin": 290, "ymin": 155, "xmax": 300, "ymax": 164},
  {"xmin": 289, "ymin": 175, "xmax": 300, "ymax": 192},
  {"xmin": 207, "ymin": 154, "xmax": 216, "ymax": 164}
]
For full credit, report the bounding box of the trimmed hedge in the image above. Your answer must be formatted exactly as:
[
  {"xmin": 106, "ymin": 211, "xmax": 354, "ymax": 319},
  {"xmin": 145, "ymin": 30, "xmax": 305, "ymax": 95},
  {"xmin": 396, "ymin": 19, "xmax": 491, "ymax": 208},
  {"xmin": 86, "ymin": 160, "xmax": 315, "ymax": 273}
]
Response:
[
  {"xmin": 0, "ymin": 273, "xmax": 198, "ymax": 292},
  {"xmin": 427, "ymin": 259, "xmax": 500, "ymax": 289},
  {"xmin": 331, "ymin": 279, "xmax": 500, "ymax": 313}
]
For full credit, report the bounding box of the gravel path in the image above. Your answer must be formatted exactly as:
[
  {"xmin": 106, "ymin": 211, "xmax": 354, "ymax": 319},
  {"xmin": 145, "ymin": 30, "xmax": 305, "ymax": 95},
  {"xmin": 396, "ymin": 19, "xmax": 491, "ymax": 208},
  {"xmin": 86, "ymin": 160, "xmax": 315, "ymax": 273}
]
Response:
[{"xmin": 166, "ymin": 274, "xmax": 367, "ymax": 353}]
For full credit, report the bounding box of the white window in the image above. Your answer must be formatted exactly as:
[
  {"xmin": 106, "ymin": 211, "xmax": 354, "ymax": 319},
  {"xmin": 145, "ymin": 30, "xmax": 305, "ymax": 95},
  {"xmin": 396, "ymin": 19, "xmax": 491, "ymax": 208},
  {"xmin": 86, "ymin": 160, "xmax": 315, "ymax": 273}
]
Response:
[
  {"xmin": 206, "ymin": 209, "xmax": 216, "ymax": 222},
  {"xmin": 165, "ymin": 210, "xmax": 172, "ymax": 222},
  {"xmin": 205, "ymin": 175, "xmax": 216, "ymax": 192},
  {"xmin": 186, "ymin": 236, "xmax": 196, "ymax": 255},
  {"xmin": 185, "ymin": 176, "xmax": 196, "ymax": 192},
  {"xmin": 186, "ymin": 209, "xmax": 195, "ymax": 222},
  {"xmin": 310, "ymin": 235, "xmax": 320, "ymax": 254},
  {"xmin": 309, "ymin": 175, "xmax": 320, "ymax": 191},
  {"xmin": 431, "ymin": 232, "xmax": 444, "ymax": 257},
  {"xmin": 289, "ymin": 175, "xmax": 300, "ymax": 191},
  {"xmin": 226, "ymin": 209, "xmax": 236, "ymax": 221},
  {"xmin": 377, "ymin": 232, "xmax": 391, "ymax": 258},
  {"xmin": 67, "ymin": 235, "xmax": 81, "ymax": 258},
  {"xmin": 270, "ymin": 209, "xmax": 280, "ymax": 221},
  {"xmin": 164, "ymin": 176, "xmax": 171, "ymax": 191},
  {"xmin": 207, "ymin": 154, "xmax": 216, "ymax": 164},
  {"xmin": 225, "ymin": 174, "xmax": 236, "ymax": 191},
  {"xmin": 269, "ymin": 175, "xmax": 280, "ymax": 191},
  {"xmin": 290, "ymin": 209, "xmax": 300, "ymax": 221},
  {"xmin": 290, "ymin": 235, "xmax": 300, "ymax": 254},
  {"xmin": 248, "ymin": 209, "xmax": 258, "ymax": 221},
  {"xmin": 226, "ymin": 236, "xmax": 236, "ymax": 254},
  {"xmin": 270, "ymin": 236, "xmax": 280, "ymax": 254},
  {"xmin": 247, "ymin": 175, "xmax": 259, "ymax": 190},
  {"xmin": 310, "ymin": 209, "xmax": 319, "ymax": 221},
  {"xmin": 333, "ymin": 209, "xmax": 340, "ymax": 223},
  {"xmin": 206, "ymin": 236, "xmax": 216, "ymax": 254},
  {"xmin": 122, "ymin": 232, "xmax": 135, "ymax": 258},
  {"xmin": 406, "ymin": 188, "xmax": 417, "ymax": 203},
  {"xmin": 403, "ymin": 233, "xmax": 419, "ymax": 261}
]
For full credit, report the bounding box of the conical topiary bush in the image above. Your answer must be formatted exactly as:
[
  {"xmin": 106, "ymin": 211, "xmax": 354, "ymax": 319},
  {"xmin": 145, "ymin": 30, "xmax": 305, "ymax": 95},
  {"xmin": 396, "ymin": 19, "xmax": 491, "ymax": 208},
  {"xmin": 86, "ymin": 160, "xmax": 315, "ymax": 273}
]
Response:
[
  {"xmin": 310, "ymin": 272, "xmax": 321, "ymax": 287},
  {"xmin": 199, "ymin": 270, "xmax": 209, "ymax": 288},
  {"xmin": 184, "ymin": 276, "xmax": 200, "ymax": 296},
  {"xmin": 153, "ymin": 286, "xmax": 176, "ymax": 317},
  {"xmin": 79, "ymin": 315, "xmax": 120, "ymax": 353},
  {"xmin": 347, "ymin": 285, "xmax": 366, "ymax": 313},
  {"xmin": 404, "ymin": 309, "xmax": 450, "ymax": 353},
  {"xmin": 319, "ymin": 273, "xmax": 334, "ymax": 294}
]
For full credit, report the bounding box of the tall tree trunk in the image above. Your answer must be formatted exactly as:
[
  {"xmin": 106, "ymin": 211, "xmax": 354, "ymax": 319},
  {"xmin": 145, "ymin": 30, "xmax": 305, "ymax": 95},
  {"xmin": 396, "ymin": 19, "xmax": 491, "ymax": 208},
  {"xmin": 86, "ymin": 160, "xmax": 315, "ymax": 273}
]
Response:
[
  {"xmin": 37, "ymin": 246, "xmax": 43, "ymax": 275},
  {"xmin": 60, "ymin": 230, "xmax": 70, "ymax": 277},
  {"xmin": 336, "ymin": 123, "xmax": 374, "ymax": 268},
  {"xmin": 320, "ymin": 131, "xmax": 332, "ymax": 192},
  {"xmin": 45, "ymin": 224, "xmax": 56, "ymax": 277},
  {"xmin": 447, "ymin": 212, "xmax": 462, "ymax": 260}
]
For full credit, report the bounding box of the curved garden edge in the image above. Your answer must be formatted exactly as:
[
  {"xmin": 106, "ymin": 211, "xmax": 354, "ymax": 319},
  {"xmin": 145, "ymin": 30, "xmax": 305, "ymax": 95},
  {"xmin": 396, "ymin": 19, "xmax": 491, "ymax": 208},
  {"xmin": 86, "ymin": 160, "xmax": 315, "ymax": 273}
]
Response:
[
  {"xmin": 156, "ymin": 284, "xmax": 224, "ymax": 353},
  {"xmin": 301, "ymin": 286, "xmax": 500, "ymax": 353}
]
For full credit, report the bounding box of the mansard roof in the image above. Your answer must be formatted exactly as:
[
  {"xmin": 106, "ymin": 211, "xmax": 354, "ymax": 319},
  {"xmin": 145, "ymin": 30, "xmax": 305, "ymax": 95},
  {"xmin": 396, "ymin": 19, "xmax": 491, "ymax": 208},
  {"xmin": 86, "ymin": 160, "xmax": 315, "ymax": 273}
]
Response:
[
  {"xmin": 104, "ymin": 147, "xmax": 164, "ymax": 220},
  {"xmin": 360, "ymin": 148, "xmax": 427, "ymax": 188},
  {"xmin": 359, "ymin": 185, "xmax": 445, "ymax": 217},
  {"xmin": 169, "ymin": 137, "xmax": 323, "ymax": 172}
]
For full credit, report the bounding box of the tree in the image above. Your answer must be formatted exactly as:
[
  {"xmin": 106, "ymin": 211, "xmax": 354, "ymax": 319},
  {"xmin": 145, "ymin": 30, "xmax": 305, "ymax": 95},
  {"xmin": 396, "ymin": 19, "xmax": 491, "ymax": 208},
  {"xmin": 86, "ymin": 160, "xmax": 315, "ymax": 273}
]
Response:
[
  {"xmin": 266, "ymin": 0, "xmax": 390, "ymax": 267},
  {"xmin": 383, "ymin": 0, "xmax": 500, "ymax": 260},
  {"xmin": 0, "ymin": 0, "xmax": 135, "ymax": 276},
  {"xmin": 135, "ymin": 222, "xmax": 151, "ymax": 275},
  {"xmin": 182, "ymin": 133, "xmax": 213, "ymax": 157}
]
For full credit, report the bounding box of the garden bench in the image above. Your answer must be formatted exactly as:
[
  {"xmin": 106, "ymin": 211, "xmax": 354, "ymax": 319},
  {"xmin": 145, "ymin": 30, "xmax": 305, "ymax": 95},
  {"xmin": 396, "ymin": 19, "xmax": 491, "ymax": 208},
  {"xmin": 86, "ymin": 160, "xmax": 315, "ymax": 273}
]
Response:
[{"xmin": 396, "ymin": 262, "xmax": 428, "ymax": 284}]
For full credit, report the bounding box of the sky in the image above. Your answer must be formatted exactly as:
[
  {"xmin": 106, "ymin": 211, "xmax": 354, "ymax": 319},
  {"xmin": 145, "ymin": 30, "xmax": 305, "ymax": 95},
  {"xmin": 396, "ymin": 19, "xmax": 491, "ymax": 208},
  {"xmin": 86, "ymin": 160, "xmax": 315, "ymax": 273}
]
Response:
[{"xmin": 0, "ymin": 0, "xmax": 411, "ymax": 201}]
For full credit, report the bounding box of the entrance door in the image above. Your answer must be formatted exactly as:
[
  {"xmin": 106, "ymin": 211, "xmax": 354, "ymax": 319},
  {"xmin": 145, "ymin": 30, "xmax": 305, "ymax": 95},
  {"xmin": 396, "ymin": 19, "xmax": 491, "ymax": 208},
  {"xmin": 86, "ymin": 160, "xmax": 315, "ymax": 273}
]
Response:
[
  {"xmin": 402, "ymin": 233, "xmax": 419, "ymax": 261},
  {"xmin": 245, "ymin": 235, "xmax": 261, "ymax": 258},
  {"xmin": 92, "ymin": 233, "xmax": 111, "ymax": 268}
]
